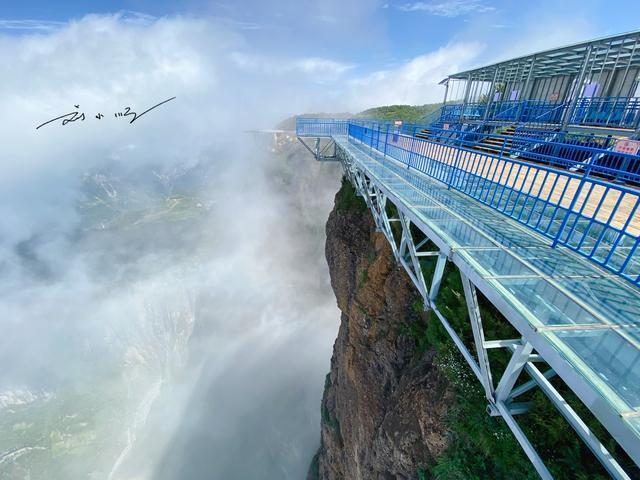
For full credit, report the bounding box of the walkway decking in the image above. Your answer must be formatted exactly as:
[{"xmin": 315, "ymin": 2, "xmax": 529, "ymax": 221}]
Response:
[{"xmin": 391, "ymin": 135, "xmax": 640, "ymax": 236}]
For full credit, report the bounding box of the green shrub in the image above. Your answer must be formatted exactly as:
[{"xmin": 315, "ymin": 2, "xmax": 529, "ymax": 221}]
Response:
[
  {"xmin": 406, "ymin": 262, "xmax": 624, "ymax": 479},
  {"xmin": 336, "ymin": 176, "xmax": 366, "ymax": 212}
]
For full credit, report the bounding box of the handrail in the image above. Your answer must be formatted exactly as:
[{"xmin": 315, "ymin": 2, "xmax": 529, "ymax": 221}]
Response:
[
  {"xmin": 362, "ymin": 120, "xmax": 640, "ymax": 185},
  {"xmin": 494, "ymin": 103, "xmax": 520, "ymax": 119},
  {"xmin": 297, "ymin": 118, "xmax": 640, "ymax": 184},
  {"xmin": 439, "ymin": 96, "xmax": 640, "ymax": 129},
  {"xmin": 532, "ymin": 102, "xmax": 568, "ymax": 121},
  {"xmin": 421, "ymin": 105, "xmax": 444, "ymax": 124},
  {"xmin": 295, "ymin": 117, "xmax": 640, "ymax": 286},
  {"xmin": 346, "ymin": 121, "xmax": 640, "ymax": 286}
]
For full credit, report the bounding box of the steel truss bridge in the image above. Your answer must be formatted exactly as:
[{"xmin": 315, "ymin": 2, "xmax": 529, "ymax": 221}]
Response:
[{"xmin": 297, "ymin": 118, "xmax": 640, "ymax": 479}]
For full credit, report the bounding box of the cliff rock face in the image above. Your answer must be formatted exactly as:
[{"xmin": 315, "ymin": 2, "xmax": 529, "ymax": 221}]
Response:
[{"xmin": 313, "ymin": 183, "xmax": 453, "ymax": 480}]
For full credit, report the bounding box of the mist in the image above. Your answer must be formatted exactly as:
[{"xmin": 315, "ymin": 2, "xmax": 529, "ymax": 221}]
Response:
[{"xmin": 0, "ymin": 12, "xmax": 343, "ymax": 479}]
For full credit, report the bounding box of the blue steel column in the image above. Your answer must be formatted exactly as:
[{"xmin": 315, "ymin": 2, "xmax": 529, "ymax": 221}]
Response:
[
  {"xmin": 516, "ymin": 56, "xmax": 536, "ymax": 124},
  {"xmin": 483, "ymin": 67, "xmax": 500, "ymax": 122},
  {"xmin": 563, "ymin": 44, "xmax": 593, "ymax": 129},
  {"xmin": 459, "ymin": 74, "xmax": 473, "ymax": 123},
  {"xmin": 443, "ymin": 79, "xmax": 450, "ymax": 106}
]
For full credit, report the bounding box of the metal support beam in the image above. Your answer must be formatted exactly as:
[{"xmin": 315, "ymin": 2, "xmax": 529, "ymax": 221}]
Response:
[
  {"xmin": 443, "ymin": 79, "xmax": 450, "ymax": 107},
  {"xmin": 563, "ymin": 45, "xmax": 593, "ymax": 128},
  {"xmin": 516, "ymin": 56, "xmax": 536, "ymax": 123},
  {"xmin": 461, "ymin": 272, "xmax": 495, "ymax": 401},
  {"xmin": 496, "ymin": 401, "xmax": 554, "ymax": 480},
  {"xmin": 523, "ymin": 361, "xmax": 631, "ymax": 480},
  {"xmin": 508, "ymin": 368, "xmax": 556, "ymax": 400},
  {"xmin": 432, "ymin": 306, "xmax": 484, "ymax": 382},
  {"xmin": 495, "ymin": 341, "xmax": 534, "ymax": 402},
  {"xmin": 460, "ymin": 74, "xmax": 473, "ymax": 122},
  {"xmin": 483, "ymin": 67, "xmax": 500, "ymax": 122},
  {"xmin": 429, "ymin": 253, "xmax": 447, "ymax": 305},
  {"xmin": 297, "ymin": 136, "xmax": 337, "ymax": 161},
  {"xmin": 398, "ymin": 210, "xmax": 429, "ymax": 300}
]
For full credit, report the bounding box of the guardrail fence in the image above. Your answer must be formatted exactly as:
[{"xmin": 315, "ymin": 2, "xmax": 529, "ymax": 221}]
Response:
[{"xmin": 297, "ymin": 118, "xmax": 640, "ymax": 285}]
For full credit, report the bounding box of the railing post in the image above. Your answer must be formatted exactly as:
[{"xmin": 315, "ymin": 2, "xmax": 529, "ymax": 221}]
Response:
[
  {"xmin": 408, "ymin": 134, "xmax": 416, "ymax": 169},
  {"xmin": 516, "ymin": 56, "xmax": 536, "ymax": 124},
  {"xmin": 634, "ymin": 105, "xmax": 640, "ymax": 134},
  {"xmin": 383, "ymin": 124, "xmax": 389, "ymax": 158},
  {"xmin": 483, "ymin": 68, "xmax": 500, "ymax": 122},
  {"xmin": 552, "ymin": 163, "xmax": 592, "ymax": 248},
  {"xmin": 443, "ymin": 79, "xmax": 450, "ymax": 107},
  {"xmin": 447, "ymin": 142, "xmax": 464, "ymax": 190}
]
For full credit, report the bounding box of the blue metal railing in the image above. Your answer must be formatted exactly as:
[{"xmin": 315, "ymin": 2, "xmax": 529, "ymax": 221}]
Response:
[
  {"xmin": 511, "ymin": 127, "xmax": 616, "ymax": 150},
  {"xmin": 438, "ymin": 96, "xmax": 640, "ymax": 129},
  {"xmin": 343, "ymin": 119, "xmax": 640, "ymax": 183},
  {"xmin": 415, "ymin": 126, "xmax": 640, "ymax": 185},
  {"xmin": 571, "ymin": 97, "xmax": 640, "ymax": 129},
  {"xmin": 296, "ymin": 118, "xmax": 348, "ymax": 136},
  {"xmin": 329, "ymin": 119, "xmax": 639, "ymax": 184},
  {"xmin": 296, "ymin": 118, "xmax": 640, "ymax": 285},
  {"xmin": 349, "ymin": 122, "xmax": 640, "ymax": 285}
]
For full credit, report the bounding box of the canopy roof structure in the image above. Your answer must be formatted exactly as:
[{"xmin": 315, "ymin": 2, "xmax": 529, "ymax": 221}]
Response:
[
  {"xmin": 446, "ymin": 30, "xmax": 640, "ymax": 83},
  {"xmin": 438, "ymin": 31, "xmax": 640, "ymax": 132}
]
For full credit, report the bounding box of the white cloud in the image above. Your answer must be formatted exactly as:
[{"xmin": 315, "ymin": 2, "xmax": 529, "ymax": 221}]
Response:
[
  {"xmin": 0, "ymin": 13, "xmax": 326, "ymax": 251},
  {"xmin": 0, "ymin": 19, "xmax": 66, "ymax": 31},
  {"xmin": 0, "ymin": 13, "xmax": 343, "ymax": 478},
  {"xmin": 398, "ymin": 0, "xmax": 495, "ymax": 16},
  {"xmin": 343, "ymin": 41, "xmax": 484, "ymax": 110},
  {"xmin": 230, "ymin": 51, "xmax": 353, "ymax": 79},
  {"xmin": 0, "ymin": 11, "xmax": 157, "ymax": 32}
]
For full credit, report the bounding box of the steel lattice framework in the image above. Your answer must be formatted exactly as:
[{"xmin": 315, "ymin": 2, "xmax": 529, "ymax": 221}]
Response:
[{"xmin": 335, "ymin": 138, "xmax": 635, "ymax": 479}]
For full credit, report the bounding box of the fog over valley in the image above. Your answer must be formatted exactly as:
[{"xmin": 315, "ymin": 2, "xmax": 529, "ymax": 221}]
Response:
[{"xmin": 0, "ymin": 13, "xmax": 342, "ymax": 479}]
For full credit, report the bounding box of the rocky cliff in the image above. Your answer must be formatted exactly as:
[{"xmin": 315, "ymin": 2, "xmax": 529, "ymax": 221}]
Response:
[{"xmin": 311, "ymin": 179, "xmax": 453, "ymax": 480}]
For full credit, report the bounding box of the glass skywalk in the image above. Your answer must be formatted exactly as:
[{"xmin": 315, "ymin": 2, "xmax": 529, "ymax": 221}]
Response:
[{"xmin": 333, "ymin": 135, "xmax": 640, "ymax": 447}]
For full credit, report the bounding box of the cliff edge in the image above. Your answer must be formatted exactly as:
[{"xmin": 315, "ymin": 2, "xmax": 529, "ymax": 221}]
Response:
[{"xmin": 311, "ymin": 179, "xmax": 453, "ymax": 480}]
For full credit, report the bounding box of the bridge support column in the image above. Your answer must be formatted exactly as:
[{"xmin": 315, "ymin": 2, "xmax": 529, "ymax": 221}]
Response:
[
  {"xmin": 297, "ymin": 136, "xmax": 337, "ymax": 161},
  {"xmin": 398, "ymin": 210, "xmax": 430, "ymax": 300},
  {"xmin": 562, "ymin": 44, "xmax": 593, "ymax": 129},
  {"xmin": 428, "ymin": 253, "xmax": 447, "ymax": 304}
]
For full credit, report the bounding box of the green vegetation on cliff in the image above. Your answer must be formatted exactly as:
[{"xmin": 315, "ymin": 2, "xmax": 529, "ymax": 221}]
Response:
[
  {"xmin": 278, "ymin": 103, "xmax": 441, "ymax": 131},
  {"xmin": 403, "ymin": 245, "xmax": 636, "ymax": 479},
  {"xmin": 335, "ymin": 176, "xmax": 367, "ymax": 212},
  {"xmin": 357, "ymin": 103, "xmax": 441, "ymax": 123}
]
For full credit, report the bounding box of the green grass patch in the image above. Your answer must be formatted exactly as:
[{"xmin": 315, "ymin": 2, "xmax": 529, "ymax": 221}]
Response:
[{"xmin": 336, "ymin": 176, "xmax": 367, "ymax": 212}]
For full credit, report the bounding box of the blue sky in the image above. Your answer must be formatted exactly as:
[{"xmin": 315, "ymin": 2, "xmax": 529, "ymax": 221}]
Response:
[
  {"xmin": 1, "ymin": 0, "xmax": 640, "ymax": 112},
  {"xmin": 3, "ymin": 0, "xmax": 640, "ymax": 72}
]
